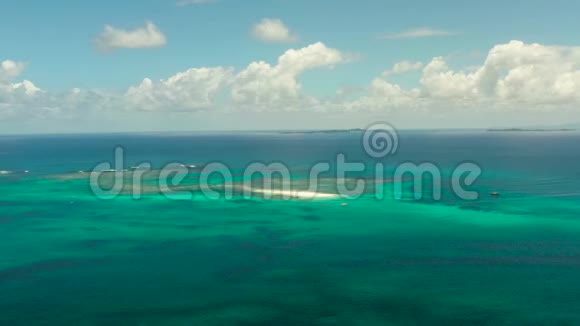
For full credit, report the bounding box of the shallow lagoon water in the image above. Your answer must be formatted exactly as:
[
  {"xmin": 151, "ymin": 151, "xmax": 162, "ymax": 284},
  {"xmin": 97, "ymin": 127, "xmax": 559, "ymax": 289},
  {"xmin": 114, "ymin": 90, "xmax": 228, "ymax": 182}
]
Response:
[{"xmin": 1, "ymin": 131, "xmax": 580, "ymax": 325}]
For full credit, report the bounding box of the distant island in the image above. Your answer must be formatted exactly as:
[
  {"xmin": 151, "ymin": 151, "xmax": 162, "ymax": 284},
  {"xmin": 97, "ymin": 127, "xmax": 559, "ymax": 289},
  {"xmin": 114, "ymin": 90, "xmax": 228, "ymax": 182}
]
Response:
[
  {"xmin": 279, "ymin": 128, "xmax": 365, "ymax": 134},
  {"xmin": 487, "ymin": 128, "xmax": 576, "ymax": 132}
]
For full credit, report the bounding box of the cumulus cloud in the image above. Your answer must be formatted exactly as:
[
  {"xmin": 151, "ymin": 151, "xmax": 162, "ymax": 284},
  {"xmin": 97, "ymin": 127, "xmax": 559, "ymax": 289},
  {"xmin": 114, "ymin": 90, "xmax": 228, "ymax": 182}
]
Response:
[
  {"xmin": 232, "ymin": 42, "xmax": 346, "ymax": 110},
  {"xmin": 0, "ymin": 59, "xmax": 42, "ymax": 119},
  {"xmin": 418, "ymin": 40, "xmax": 580, "ymax": 104},
  {"xmin": 0, "ymin": 82, "xmax": 43, "ymax": 120},
  {"xmin": 379, "ymin": 28, "xmax": 457, "ymax": 40},
  {"xmin": 95, "ymin": 21, "xmax": 167, "ymax": 51},
  {"xmin": 251, "ymin": 18, "xmax": 298, "ymax": 43},
  {"xmin": 382, "ymin": 60, "xmax": 424, "ymax": 76},
  {"xmin": 6, "ymin": 40, "xmax": 580, "ymax": 129},
  {"xmin": 125, "ymin": 67, "xmax": 234, "ymax": 111},
  {"xmin": 123, "ymin": 42, "xmax": 346, "ymax": 112},
  {"xmin": 0, "ymin": 79, "xmax": 41, "ymax": 105},
  {"xmin": 344, "ymin": 40, "xmax": 580, "ymax": 115},
  {"xmin": 339, "ymin": 78, "xmax": 421, "ymax": 113},
  {"xmin": 0, "ymin": 59, "xmax": 117, "ymax": 121},
  {"xmin": 0, "ymin": 60, "xmax": 27, "ymax": 81},
  {"xmin": 0, "ymin": 42, "xmax": 346, "ymax": 120},
  {"xmin": 392, "ymin": 60, "xmax": 424, "ymax": 74},
  {"xmin": 7, "ymin": 80, "xmax": 41, "ymax": 95}
]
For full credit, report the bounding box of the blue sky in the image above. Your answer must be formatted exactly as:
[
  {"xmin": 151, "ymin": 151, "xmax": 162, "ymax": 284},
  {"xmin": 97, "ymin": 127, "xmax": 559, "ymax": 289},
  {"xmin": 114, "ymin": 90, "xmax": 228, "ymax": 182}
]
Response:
[{"xmin": 2, "ymin": 0, "xmax": 580, "ymax": 133}]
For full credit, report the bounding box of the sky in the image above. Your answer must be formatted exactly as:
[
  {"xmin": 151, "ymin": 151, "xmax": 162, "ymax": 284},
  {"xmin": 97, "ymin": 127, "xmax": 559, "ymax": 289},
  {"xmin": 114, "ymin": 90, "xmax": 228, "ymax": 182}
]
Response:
[{"xmin": 2, "ymin": 0, "xmax": 580, "ymax": 134}]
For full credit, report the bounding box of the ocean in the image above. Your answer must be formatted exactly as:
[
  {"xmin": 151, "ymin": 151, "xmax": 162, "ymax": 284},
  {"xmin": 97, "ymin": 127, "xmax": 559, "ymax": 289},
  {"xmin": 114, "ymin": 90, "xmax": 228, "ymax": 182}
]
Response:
[{"xmin": 1, "ymin": 130, "xmax": 580, "ymax": 325}]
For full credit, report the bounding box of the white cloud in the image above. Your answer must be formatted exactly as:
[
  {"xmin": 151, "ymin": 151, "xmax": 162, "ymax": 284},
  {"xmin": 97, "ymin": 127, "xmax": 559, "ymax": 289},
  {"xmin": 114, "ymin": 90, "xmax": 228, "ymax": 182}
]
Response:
[
  {"xmin": 251, "ymin": 18, "xmax": 298, "ymax": 43},
  {"xmin": 339, "ymin": 78, "xmax": 421, "ymax": 113},
  {"xmin": 0, "ymin": 81, "xmax": 43, "ymax": 120},
  {"xmin": 392, "ymin": 60, "xmax": 424, "ymax": 74},
  {"xmin": 232, "ymin": 42, "xmax": 346, "ymax": 110},
  {"xmin": 0, "ymin": 59, "xmax": 116, "ymax": 121},
  {"xmin": 95, "ymin": 21, "xmax": 167, "ymax": 51},
  {"xmin": 344, "ymin": 40, "xmax": 580, "ymax": 116},
  {"xmin": 0, "ymin": 60, "xmax": 27, "ymax": 81},
  {"xmin": 418, "ymin": 40, "xmax": 580, "ymax": 104},
  {"xmin": 382, "ymin": 60, "xmax": 423, "ymax": 76},
  {"xmin": 0, "ymin": 43, "xmax": 345, "ymax": 119},
  {"xmin": 0, "ymin": 60, "xmax": 42, "ymax": 119},
  {"xmin": 9, "ymin": 80, "xmax": 41, "ymax": 95},
  {"xmin": 176, "ymin": 0, "xmax": 217, "ymax": 6},
  {"xmin": 121, "ymin": 42, "xmax": 346, "ymax": 112},
  {"xmin": 6, "ymin": 40, "xmax": 580, "ymax": 130},
  {"xmin": 379, "ymin": 28, "xmax": 457, "ymax": 40},
  {"xmin": 125, "ymin": 67, "xmax": 234, "ymax": 111}
]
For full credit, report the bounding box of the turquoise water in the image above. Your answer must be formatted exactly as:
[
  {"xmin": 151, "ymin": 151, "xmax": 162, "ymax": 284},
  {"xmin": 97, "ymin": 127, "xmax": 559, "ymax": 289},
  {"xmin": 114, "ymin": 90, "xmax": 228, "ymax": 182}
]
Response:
[{"xmin": 1, "ymin": 131, "xmax": 580, "ymax": 325}]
